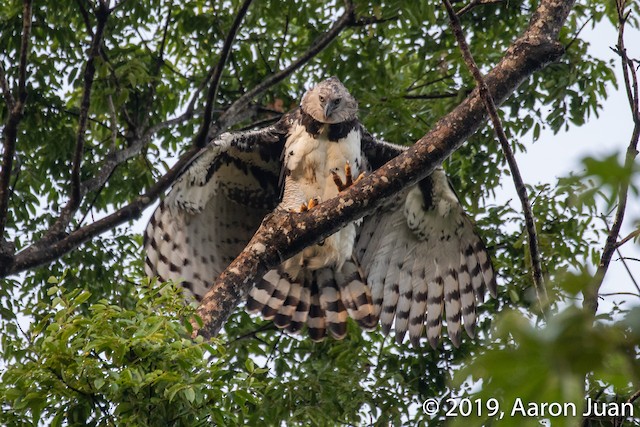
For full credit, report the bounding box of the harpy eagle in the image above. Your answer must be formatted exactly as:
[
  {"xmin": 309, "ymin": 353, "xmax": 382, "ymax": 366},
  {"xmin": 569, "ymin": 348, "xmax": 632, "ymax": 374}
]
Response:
[{"xmin": 144, "ymin": 77, "xmax": 496, "ymax": 348}]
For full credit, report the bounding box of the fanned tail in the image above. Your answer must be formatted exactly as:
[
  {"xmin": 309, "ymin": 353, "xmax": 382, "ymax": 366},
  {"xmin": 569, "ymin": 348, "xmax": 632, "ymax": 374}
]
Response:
[{"xmin": 246, "ymin": 258, "xmax": 377, "ymax": 340}]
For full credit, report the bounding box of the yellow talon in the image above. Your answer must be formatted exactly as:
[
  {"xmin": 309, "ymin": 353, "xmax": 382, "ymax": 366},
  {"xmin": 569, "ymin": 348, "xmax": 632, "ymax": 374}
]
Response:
[
  {"xmin": 332, "ymin": 161, "xmax": 364, "ymax": 192},
  {"xmin": 299, "ymin": 198, "xmax": 319, "ymax": 212}
]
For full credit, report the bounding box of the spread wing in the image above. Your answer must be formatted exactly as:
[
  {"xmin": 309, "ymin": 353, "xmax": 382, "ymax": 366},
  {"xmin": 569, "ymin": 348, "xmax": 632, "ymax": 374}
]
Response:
[
  {"xmin": 358, "ymin": 134, "xmax": 497, "ymax": 348},
  {"xmin": 143, "ymin": 114, "xmax": 293, "ymax": 300},
  {"xmin": 144, "ymin": 116, "xmax": 496, "ymax": 349}
]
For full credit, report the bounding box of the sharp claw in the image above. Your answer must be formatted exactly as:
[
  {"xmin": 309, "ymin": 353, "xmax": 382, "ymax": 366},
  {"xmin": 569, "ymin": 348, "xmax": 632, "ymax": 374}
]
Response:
[
  {"xmin": 299, "ymin": 198, "xmax": 319, "ymax": 212},
  {"xmin": 331, "ymin": 170, "xmax": 345, "ymax": 191},
  {"xmin": 344, "ymin": 162, "xmax": 353, "ymax": 187},
  {"xmin": 333, "ymin": 161, "xmax": 362, "ymax": 192}
]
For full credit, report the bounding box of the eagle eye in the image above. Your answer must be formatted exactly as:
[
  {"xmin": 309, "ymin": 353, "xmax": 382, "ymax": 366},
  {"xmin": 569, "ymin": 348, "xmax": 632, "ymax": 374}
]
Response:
[{"xmin": 318, "ymin": 95, "xmax": 325, "ymax": 102}]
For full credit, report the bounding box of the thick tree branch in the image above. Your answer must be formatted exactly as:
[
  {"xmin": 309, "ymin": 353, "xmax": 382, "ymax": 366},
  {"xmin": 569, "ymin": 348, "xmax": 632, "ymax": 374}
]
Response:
[
  {"xmin": 442, "ymin": 0, "xmax": 548, "ymax": 309},
  {"xmin": 213, "ymin": 4, "xmax": 357, "ymax": 134},
  {"xmin": 194, "ymin": 0, "xmax": 572, "ymax": 338},
  {"xmin": 193, "ymin": 0, "xmax": 254, "ymax": 148},
  {"xmin": 584, "ymin": 0, "xmax": 640, "ymax": 315},
  {"xmin": 0, "ymin": 0, "xmax": 33, "ymax": 254}
]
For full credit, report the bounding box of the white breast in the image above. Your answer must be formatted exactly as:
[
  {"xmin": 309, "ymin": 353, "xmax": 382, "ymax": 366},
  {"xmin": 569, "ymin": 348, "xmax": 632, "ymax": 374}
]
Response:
[
  {"xmin": 280, "ymin": 123, "xmax": 362, "ymax": 273},
  {"xmin": 283, "ymin": 124, "xmax": 361, "ymax": 204}
]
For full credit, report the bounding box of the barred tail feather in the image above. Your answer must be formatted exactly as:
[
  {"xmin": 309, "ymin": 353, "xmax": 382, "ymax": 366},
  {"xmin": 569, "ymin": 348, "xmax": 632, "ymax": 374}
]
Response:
[
  {"xmin": 307, "ymin": 283, "xmax": 327, "ymax": 341},
  {"xmin": 262, "ymin": 272, "xmax": 291, "ymax": 320},
  {"xmin": 380, "ymin": 238, "xmax": 409, "ymax": 335},
  {"xmin": 394, "ymin": 249, "xmax": 416, "ymax": 344},
  {"xmin": 288, "ymin": 286, "xmax": 310, "ymax": 334},
  {"xmin": 475, "ymin": 241, "xmax": 497, "ymax": 298},
  {"xmin": 443, "ymin": 269, "xmax": 462, "ymax": 348},
  {"xmin": 246, "ymin": 269, "xmax": 279, "ymax": 313},
  {"xmin": 465, "ymin": 244, "xmax": 486, "ymax": 303},
  {"xmin": 274, "ymin": 282, "xmax": 303, "ymax": 329},
  {"xmin": 426, "ymin": 273, "xmax": 444, "ymax": 350},
  {"xmin": 337, "ymin": 259, "xmax": 377, "ymax": 330},
  {"xmin": 316, "ymin": 269, "xmax": 348, "ymax": 339},
  {"xmin": 458, "ymin": 252, "xmax": 476, "ymax": 338},
  {"xmin": 364, "ymin": 209, "xmax": 405, "ymax": 318}
]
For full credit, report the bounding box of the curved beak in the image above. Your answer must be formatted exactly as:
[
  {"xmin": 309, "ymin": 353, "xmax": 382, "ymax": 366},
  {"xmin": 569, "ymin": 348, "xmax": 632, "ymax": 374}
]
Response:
[{"xmin": 324, "ymin": 100, "xmax": 337, "ymax": 118}]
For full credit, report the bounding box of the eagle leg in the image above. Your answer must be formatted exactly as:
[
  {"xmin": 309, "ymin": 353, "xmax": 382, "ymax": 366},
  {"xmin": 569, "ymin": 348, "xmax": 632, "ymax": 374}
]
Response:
[{"xmin": 332, "ymin": 161, "xmax": 365, "ymax": 192}]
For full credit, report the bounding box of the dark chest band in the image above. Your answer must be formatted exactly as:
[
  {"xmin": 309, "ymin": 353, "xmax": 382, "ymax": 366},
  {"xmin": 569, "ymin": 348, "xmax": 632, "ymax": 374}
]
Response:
[{"xmin": 299, "ymin": 109, "xmax": 359, "ymax": 142}]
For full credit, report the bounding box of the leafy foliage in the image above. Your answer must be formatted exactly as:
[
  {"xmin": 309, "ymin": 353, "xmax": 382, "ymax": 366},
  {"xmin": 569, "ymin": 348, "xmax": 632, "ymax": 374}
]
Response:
[
  {"xmin": 0, "ymin": 0, "xmax": 638, "ymax": 426},
  {"xmin": 0, "ymin": 279, "xmax": 267, "ymax": 426}
]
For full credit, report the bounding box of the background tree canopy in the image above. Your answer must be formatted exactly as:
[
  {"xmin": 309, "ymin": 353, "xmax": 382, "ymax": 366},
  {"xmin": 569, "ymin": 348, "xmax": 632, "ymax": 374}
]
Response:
[{"xmin": 0, "ymin": 0, "xmax": 639, "ymax": 425}]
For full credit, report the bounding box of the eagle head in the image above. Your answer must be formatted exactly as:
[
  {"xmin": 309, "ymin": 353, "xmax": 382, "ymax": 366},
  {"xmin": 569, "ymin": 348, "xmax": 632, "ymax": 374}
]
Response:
[{"xmin": 301, "ymin": 77, "xmax": 358, "ymax": 124}]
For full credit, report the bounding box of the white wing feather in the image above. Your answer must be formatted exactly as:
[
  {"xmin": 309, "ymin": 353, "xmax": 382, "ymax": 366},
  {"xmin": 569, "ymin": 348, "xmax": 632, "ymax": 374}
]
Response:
[
  {"xmin": 144, "ymin": 125, "xmax": 285, "ymax": 300},
  {"xmin": 356, "ymin": 167, "xmax": 496, "ymax": 348}
]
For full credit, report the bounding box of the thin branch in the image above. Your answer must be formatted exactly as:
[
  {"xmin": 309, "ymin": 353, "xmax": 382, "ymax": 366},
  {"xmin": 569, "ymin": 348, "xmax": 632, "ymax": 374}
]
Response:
[
  {"xmin": 403, "ymin": 92, "xmax": 462, "ymax": 100},
  {"xmin": 0, "ymin": 62, "xmax": 15, "ymax": 110},
  {"xmin": 74, "ymin": 0, "xmax": 94, "ymax": 36},
  {"xmin": 132, "ymin": 26, "xmax": 153, "ymax": 56},
  {"xmin": 54, "ymin": 106, "xmax": 125, "ymax": 138},
  {"xmin": 350, "ymin": 14, "xmax": 398, "ymax": 26},
  {"xmin": 142, "ymin": 88, "xmax": 204, "ymax": 139},
  {"xmin": 44, "ymin": 2, "xmax": 110, "ymax": 243},
  {"xmin": 75, "ymin": 94, "xmax": 120, "ymax": 228},
  {"xmin": 194, "ymin": 0, "xmax": 571, "ymax": 338},
  {"xmin": 74, "ymin": 7, "xmax": 108, "ymax": 195},
  {"xmin": 602, "ymin": 216, "xmax": 640, "ymax": 296},
  {"xmin": 457, "ymin": 0, "xmax": 503, "ymax": 17},
  {"xmin": 193, "ymin": 0, "xmax": 254, "ymax": 148},
  {"xmin": 107, "ymin": 94, "xmax": 118, "ymax": 150},
  {"xmin": 615, "ymin": 250, "xmax": 640, "ymax": 294},
  {"xmin": 273, "ymin": 14, "xmax": 290, "ymax": 72},
  {"xmin": 157, "ymin": 5, "xmax": 172, "ymax": 64},
  {"xmin": 161, "ymin": 60, "xmax": 195, "ymax": 82},
  {"xmin": 5, "ymin": 145, "xmax": 202, "ymax": 276},
  {"xmin": 213, "ymin": 3, "xmax": 357, "ymax": 134},
  {"xmin": 256, "ymin": 41, "xmax": 273, "ymax": 75},
  {"xmin": 0, "ymin": 0, "xmax": 33, "ymax": 252},
  {"xmin": 442, "ymin": 0, "xmax": 548, "ymax": 309},
  {"xmin": 139, "ymin": 30, "xmax": 218, "ymax": 141},
  {"xmin": 599, "ymin": 292, "xmax": 640, "ymax": 298},
  {"xmin": 135, "ymin": 5, "xmax": 174, "ymax": 134},
  {"xmin": 406, "ymin": 73, "xmax": 456, "ymax": 92},
  {"xmin": 16, "ymin": 2, "xmax": 31, "ymax": 105},
  {"xmin": 565, "ymin": 16, "xmax": 593, "ymax": 52},
  {"xmin": 584, "ymin": 0, "xmax": 640, "ymax": 314},
  {"xmin": 616, "ymin": 228, "xmax": 640, "ymax": 248},
  {"xmin": 108, "ymin": 0, "xmax": 130, "ymax": 14},
  {"xmin": 238, "ymin": 115, "xmax": 282, "ymax": 131},
  {"xmin": 615, "ymin": 1, "xmax": 640, "ymax": 124},
  {"xmin": 228, "ymin": 52, "xmax": 246, "ymax": 93},
  {"xmin": 80, "ymin": 132, "xmax": 149, "ymax": 194}
]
